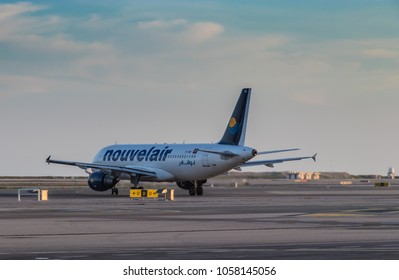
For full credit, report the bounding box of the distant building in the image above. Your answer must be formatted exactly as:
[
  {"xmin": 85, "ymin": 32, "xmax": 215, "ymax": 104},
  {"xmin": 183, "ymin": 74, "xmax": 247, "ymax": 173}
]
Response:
[
  {"xmin": 288, "ymin": 172, "xmax": 320, "ymax": 180},
  {"xmin": 388, "ymin": 167, "xmax": 395, "ymax": 179}
]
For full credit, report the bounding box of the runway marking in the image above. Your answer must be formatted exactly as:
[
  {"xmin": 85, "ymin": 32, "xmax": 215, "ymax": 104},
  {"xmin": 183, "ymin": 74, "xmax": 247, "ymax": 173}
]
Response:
[
  {"xmin": 347, "ymin": 208, "xmax": 399, "ymax": 214},
  {"xmin": 303, "ymin": 213, "xmax": 362, "ymax": 217},
  {"xmin": 302, "ymin": 207, "xmax": 399, "ymax": 217},
  {"xmin": 0, "ymin": 226, "xmax": 323, "ymax": 239}
]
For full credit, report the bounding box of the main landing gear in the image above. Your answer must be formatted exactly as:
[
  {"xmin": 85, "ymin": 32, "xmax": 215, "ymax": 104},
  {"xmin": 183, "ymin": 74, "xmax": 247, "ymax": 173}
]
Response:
[
  {"xmin": 177, "ymin": 180, "xmax": 202, "ymax": 196},
  {"xmin": 179, "ymin": 180, "xmax": 206, "ymax": 196},
  {"xmin": 111, "ymin": 187, "xmax": 119, "ymax": 195},
  {"xmin": 189, "ymin": 185, "xmax": 203, "ymax": 196}
]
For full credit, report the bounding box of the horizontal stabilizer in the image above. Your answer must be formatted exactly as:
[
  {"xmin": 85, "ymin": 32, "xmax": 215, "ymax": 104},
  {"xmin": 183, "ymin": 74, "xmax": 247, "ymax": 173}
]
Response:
[
  {"xmin": 257, "ymin": 148, "xmax": 299, "ymax": 155},
  {"xmin": 241, "ymin": 153, "xmax": 317, "ymax": 168}
]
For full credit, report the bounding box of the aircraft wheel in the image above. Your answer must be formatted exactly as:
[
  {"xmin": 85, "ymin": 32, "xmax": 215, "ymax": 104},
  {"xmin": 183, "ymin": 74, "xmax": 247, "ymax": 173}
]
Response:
[
  {"xmin": 189, "ymin": 187, "xmax": 196, "ymax": 196},
  {"xmin": 196, "ymin": 186, "xmax": 203, "ymax": 196},
  {"xmin": 111, "ymin": 187, "xmax": 118, "ymax": 195}
]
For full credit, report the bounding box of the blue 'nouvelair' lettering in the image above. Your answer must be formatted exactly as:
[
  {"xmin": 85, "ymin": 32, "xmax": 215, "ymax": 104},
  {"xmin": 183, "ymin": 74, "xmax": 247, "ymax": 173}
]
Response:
[{"xmin": 103, "ymin": 147, "xmax": 173, "ymax": 162}]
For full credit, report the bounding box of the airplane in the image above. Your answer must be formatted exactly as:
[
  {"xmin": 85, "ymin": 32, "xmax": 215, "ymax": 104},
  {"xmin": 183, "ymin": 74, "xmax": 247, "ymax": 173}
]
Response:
[{"xmin": 46, "ymin": 88, "xmax": 316, "ymax": 196}]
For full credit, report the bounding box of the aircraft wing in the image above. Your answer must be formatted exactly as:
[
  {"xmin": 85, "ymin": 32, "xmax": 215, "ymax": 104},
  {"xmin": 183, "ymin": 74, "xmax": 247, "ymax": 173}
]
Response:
[
  {"xmin": 241, "ymin": 153, "xmax": 317, "ymax": 168},
  {"xmin": 46, "ymin": 156, "xmax": 156, "ymax": 177}
]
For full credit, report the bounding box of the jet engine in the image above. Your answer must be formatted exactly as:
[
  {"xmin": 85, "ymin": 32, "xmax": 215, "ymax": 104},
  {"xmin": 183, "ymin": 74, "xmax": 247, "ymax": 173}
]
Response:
[{"xmin": 88, "ymin": 171, "xmax": 117, "ymax": 192}]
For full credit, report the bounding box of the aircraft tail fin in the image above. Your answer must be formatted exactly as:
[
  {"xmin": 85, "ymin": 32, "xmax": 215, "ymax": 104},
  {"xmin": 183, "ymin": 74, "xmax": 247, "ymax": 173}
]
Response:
[{"xmin": 219, "ymin": 88, "xmax": 251, "ymax": 146}]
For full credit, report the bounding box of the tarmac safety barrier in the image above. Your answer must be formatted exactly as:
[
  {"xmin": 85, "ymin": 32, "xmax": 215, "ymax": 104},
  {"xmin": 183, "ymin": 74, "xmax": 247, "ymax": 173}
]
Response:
[
  {"xmin": 375, "ymin": 182, "xmax": 390, "ymax": 188},
  {"xmin": 18, "ymin": 188, "xmax": 48, "ymax": 201},
  {"xmin": 129, "ymin": 188, "xmax": 174, "ymax": 200},
  {"xmin": 339, "ymin": 181, "xmax": 352, "ymax": 185}
]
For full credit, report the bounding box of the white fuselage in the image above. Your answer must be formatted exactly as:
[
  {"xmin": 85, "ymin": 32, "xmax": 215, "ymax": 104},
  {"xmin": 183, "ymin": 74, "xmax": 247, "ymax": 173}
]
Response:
[{"xmin": 93, "ymin": 143, "xmax": 256, "ymax": 182}]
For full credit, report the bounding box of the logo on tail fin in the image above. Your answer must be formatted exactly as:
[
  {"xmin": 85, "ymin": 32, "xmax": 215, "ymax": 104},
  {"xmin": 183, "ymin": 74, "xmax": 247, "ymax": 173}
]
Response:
[
  {"xmin": 219, "ymin": 88, "xmax": 251, "ymax": 146},
  {"xmin": 229, "ymin": 117, "xmax": 241, "ymax": 135},
  {"xmin": 229, "ymin": 117, "xmax": 237, "ymax": 128},
  {"xmin": 228, "ymin": 117, "xmax": 241, "ymax": 134}
]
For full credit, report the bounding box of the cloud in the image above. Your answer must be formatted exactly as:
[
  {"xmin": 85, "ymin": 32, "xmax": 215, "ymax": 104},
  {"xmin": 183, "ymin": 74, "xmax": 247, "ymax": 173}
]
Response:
[
  {"xmin": 0, "ymin": 2, "xmax": 110, "ymax": 55},
  {"xmin": 137, "ymin": 19, "xmax": 224, "ymax": 44},
  {"xmin": 0, "ymin": 3, "xmax": 48, "ymax": 38},
  {"xmin": 183, "ymin": 22, "xmax": 224, "ymax": 43},
  {"xmin": 0, "ymin": 74, "xmax": 55, "ymax": 97},
  {"xmin": 0, "ymin": 2, "xmax": 43, "ymax": 21},
  {"xmin": 137, "ymin": 19, "xmax": 187, "ymax": 29},
  {"xmin": 5, "ymin": 32, "xmax": 111, "ymax": 54},
  {"xmin": 0, "ymin": 2, "xmax": 113, "ymax": 84},
  {"xmin": 361, "ymin": 48, "xmax": 399, "ymax": 58},
  {"xmin": 1, "ymin": 2, "xmax": 398, "ymax": 107}
]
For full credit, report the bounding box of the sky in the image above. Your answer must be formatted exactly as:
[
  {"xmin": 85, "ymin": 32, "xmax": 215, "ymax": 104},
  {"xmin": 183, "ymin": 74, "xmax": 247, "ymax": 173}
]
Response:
[{"xmin": 1, "ymin": 0, "xmax": 399, "ymax": 176}]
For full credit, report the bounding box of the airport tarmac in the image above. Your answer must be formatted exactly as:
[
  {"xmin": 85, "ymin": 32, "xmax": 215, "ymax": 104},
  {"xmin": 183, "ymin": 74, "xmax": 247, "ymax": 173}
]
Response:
[{"xmin": 1, "ymin": 180, "xmax": 399, "ymax": 260}]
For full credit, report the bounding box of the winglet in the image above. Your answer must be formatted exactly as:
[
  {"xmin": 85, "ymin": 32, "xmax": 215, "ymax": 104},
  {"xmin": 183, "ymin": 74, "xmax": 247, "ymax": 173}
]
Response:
[
  {"xmin": 46, "ymin": 156, "xmax": 51, "ymax": 164},
  {"xmin": 312, "ymin": 153, "xmax": 317, "ymax": 162}
]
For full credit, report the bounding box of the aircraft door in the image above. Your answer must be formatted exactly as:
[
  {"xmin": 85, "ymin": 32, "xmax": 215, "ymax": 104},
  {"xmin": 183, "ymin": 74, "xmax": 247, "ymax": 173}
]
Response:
[{"xmin": 202, "ymin": 153, "xmax": 210, "ymax": 167}]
